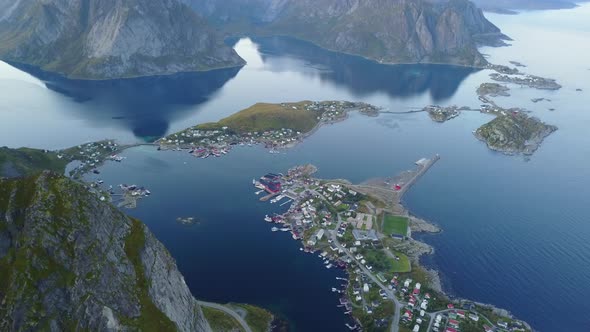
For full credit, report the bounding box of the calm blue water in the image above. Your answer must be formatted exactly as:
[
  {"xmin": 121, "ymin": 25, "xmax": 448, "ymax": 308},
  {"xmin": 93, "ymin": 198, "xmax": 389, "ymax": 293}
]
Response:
[{"xmin": 2, "ymin": 4, "xmax": 590, "ymax": 331}]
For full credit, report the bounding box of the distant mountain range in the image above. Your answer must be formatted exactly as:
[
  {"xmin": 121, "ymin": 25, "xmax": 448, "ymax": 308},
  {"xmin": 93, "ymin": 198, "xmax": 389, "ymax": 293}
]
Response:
[
  {"xmin": 0, "ymin": 0, "xmax": 509, "ymax": 79},
  {"xmin": 186, "ymin": 0, "xmax": 509, "ymax": 67},
  {"xmin": 470, "ymin": 0, "xmax": 585, "ymax": 13},
  {"xmin": 0, "ymin": 0, "xmax": 244, "ymax": 79}
]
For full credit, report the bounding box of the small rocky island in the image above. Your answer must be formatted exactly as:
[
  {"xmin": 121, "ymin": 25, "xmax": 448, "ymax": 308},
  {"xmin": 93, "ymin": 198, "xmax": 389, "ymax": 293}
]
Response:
[
  {"xmin": 475, "ymin": 113, "xmax": 557, "ymax": 155},
  {"xmin": 477, "ymin": 82, "xmax": 511, "ymax": 97},
  {"xmin": 424, "ymin": 105, "xmax": 467, "ymax": 122}
]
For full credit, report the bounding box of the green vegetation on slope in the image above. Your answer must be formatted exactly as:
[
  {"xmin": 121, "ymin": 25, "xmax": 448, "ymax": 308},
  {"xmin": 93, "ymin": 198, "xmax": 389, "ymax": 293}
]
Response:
[
  {"xmin": 475, "ymin": 113, "xmax": 557, "ymax": 154},
  {"xmin": 197, "ymin": 102, "xmax": 321, "ymax": 134},
  {"xmin": 230, "ymin": 303, "xmax": 274, "ymax": 332},
  {"xmin": 382, "ymin": 215, "xmax": 409, "ymax": 237},
  {"xmin": 202, "ymin": 307, "xmax": 244, "ymax": 332},
  {"xmin": 0, "ymin": 147, "xmax": 67, "ymax": 178},
  {"xmin": 388, "ymin": 251, "xmax": 411, "ymax": 273},
  {"xmin": 123, "ymin": 218, "xmax": 177, "ymax": 331}
]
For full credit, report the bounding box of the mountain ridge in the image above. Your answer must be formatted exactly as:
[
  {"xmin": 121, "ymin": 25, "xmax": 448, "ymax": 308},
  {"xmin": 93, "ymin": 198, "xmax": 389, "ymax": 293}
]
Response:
[
  {"xmin": 0, "ymin": 0, "xmax": 245, "ymax": 79},
  {"xmin": 0, "ymin": 171, "xmax": 213, "ymax": 331},
  {"xmin": 185, "ymin": 0, "xmax": 509, "ymax": 67}
]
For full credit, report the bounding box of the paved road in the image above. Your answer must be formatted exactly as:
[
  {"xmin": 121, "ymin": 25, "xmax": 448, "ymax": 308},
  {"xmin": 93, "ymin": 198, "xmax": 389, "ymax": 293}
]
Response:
[
  {"xmin": 329, "ymin": 215, "xmax": 402, "ymax": 332},
  {"xmin": 197, "ymin": 301, "xmax": 253, "ymax": 332}
]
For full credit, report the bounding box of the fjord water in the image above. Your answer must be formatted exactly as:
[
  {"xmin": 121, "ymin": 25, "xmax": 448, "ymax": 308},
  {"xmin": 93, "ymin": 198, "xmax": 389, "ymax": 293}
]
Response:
[{"xmin": 2, "ymin": 4, "xmax": 590, "ymax": 331}]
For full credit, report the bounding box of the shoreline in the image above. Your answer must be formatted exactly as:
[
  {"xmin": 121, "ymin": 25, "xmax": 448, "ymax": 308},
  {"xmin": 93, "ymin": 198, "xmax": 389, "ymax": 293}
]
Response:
[{"xmin": 252, "ymin": 158, "xmax": 532, "ymax": 331}]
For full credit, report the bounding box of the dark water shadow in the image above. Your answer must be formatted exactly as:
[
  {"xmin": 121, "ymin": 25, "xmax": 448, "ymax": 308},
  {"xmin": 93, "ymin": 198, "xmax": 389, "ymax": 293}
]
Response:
[{"xmin": 252, "ymin": 36, "xmax": 480, "ymax": 102}]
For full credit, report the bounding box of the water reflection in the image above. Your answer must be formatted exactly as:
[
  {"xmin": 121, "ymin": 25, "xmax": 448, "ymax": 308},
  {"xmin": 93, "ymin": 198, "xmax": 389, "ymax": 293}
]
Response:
[
  {"xmin": 7, "ymin": 62, "xmax": 242, "ymax": 140},
  {"xmin": 253, "ymin": 36, "xmax": 480, "ymax": 101}
]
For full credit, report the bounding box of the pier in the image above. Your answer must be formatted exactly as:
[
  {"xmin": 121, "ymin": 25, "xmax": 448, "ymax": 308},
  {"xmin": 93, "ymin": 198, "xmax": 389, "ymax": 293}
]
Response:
[
  {"xmin": 260, "ymin": 192, "xmax": 278, "ymax": 202},
  {"xmin": 396, "ymin": 155, "xmax": 440, "ymax": 201}
]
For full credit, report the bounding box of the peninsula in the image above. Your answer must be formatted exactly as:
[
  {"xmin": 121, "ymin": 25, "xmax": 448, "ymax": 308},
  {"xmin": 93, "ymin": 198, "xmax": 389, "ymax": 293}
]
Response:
[{"xmin": 252, "ymin": 159, "xmax": 532, "ymax": 332}]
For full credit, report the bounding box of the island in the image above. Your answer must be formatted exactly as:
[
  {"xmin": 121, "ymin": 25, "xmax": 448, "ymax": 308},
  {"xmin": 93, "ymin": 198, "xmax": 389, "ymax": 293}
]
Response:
[
  {"xmin": 477, "ymin": 83, "xmax": 511, "ymax": 97},
  {"xmin": 157, "ymin": 101, "xmax": 380, "ymax": 155},
  {"xmin": 424, "ymin": 105, "xmax": 467, "ymax": 123},
  {"xmin": 475, "ymin": 113, "xmax": 558, "ymax": 155},
  {"xmin": 252, "ymin": 159, "xmax": 532, "ymax": 332},
  {"xmin": 509, "ymin": 61, "xmax": 527, "ymax": 68},
  {"xmin": 490, "ymin": 73, "xmax": 562, "ymax": 90}
]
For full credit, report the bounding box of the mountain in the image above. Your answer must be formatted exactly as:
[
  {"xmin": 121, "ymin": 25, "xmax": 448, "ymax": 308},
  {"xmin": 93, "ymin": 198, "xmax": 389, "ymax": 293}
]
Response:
[
  {"xmin": 0, "ymin": 0, "xmax": 245, "ymax": 79},
  {"xmin": 470, "ymin": 0, "xmax": 582, "ymax": 13},
  {"xmin": 185, "ymin": 0, "xmax": 509, "ymax": 67},
  {"xmin": 0, "ymin": 172, "xmax": 212, "ymax": 331}
]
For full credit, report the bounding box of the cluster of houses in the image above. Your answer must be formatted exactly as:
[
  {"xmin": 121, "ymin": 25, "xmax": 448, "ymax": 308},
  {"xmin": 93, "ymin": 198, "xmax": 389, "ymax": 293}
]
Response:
[
  {"xmin": 400, "ymin": 279, "xmax": 434, "ymax": 331},
  {"xmin": 160, "ymin": 124, "xmax": 303, "ymax": 154},
  {"xmin": 60, "ymin": 141, "xmax": 120, "ymax": 177}
]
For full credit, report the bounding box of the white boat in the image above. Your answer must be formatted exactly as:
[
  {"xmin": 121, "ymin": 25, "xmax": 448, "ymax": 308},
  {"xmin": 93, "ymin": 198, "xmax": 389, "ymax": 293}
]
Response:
[
  {"xmin": 326, "ymin": 264, "xmax": 333, "ymax": 269},
  {"xmin": 271, "ymin": 227, "xmax": 279, "ymax": 232},
  {"xmin": 331, "ymin": 287, "xmax": 338, "ymax": 292},
  {"xmin": 280, "ymin": 228, "xmax": 290, "ymax": 232},
  {"xmin": 264, "ymin": 215, "xmax": 272, "ymax": 222},
  {"xmin": 274, "ymin": 194, "xmax": 285, "ymax": 202}
]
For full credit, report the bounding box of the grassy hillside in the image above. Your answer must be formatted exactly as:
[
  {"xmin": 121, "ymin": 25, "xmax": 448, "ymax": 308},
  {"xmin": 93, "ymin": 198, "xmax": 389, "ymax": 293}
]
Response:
[
  {"xmin": 197, "ymin": 102, "xmax": 322, "ymax": 134},
  {"xmin": 0, "ymin": 147, "xmax": 67, "ymax": 178}
]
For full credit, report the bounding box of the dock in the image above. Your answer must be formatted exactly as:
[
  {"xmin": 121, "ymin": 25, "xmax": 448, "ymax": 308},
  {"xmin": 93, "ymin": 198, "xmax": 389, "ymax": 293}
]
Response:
[
  {"xmin": 260, "ymin": 192, "xmax": 278, "ymax": 202},
  {"xmin": 280, "ymin": 199, "xmax": 293, "ymax": 206},
  {"xmin": 396, "ymin": 154, "xmax": 440, "ymax": 201}
]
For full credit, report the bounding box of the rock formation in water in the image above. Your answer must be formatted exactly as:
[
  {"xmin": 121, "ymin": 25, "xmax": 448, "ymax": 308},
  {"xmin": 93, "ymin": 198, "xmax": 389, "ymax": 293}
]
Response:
[
  {"xmin": 0, "ymin": 0, "xmax": 245, "ymax": 79},
  {"xmin": 475, "ymin": 113, "xmax": 557, "ymax": 155},
  {"xmin": 0, "ymin": 172, "xmax": 212, "ymax": 331},
  {"xmin": 185, "ymin": 0, "xmax": 509, "ymax": 67}
]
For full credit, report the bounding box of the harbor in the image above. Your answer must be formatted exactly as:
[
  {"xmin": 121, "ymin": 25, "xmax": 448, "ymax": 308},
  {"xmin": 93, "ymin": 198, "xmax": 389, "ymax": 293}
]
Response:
[{"xmin": 251, "ymin": 157, "xmax": 530, "ymax": 332}]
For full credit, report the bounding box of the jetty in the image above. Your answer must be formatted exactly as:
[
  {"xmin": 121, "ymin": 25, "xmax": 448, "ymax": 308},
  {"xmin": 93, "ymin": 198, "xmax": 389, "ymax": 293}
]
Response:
[
  {"xmin": 260, "ymin": 192, "xmax": 279, "ymax": 202},
  {"xmin": 396, "ymin": 155, "xmax": 440, "ymax": 200}
]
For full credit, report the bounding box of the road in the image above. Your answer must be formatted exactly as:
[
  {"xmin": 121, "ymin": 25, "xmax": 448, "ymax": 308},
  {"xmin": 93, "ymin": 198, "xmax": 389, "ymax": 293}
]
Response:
[
  {"xmin": 197, "ymin": 301, "xmax": 253, "ymax": 332},
  {"xmin": 329, "ymin": 215, "xmax": 402, "ymax": 332}
]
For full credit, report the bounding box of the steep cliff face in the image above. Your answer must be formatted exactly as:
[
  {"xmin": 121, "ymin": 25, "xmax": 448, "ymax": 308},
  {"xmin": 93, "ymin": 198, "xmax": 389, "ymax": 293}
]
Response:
[
  {"xmin": 0, "ymin": 0, "xmax": 244, "ymax": 79},
  {"xmin": 186, "ymin": 0, "xmax": 508, "ymax": 66},
  {"xmin": 0, "ymin": 172, "xmax": 212, "ymax": 331}
]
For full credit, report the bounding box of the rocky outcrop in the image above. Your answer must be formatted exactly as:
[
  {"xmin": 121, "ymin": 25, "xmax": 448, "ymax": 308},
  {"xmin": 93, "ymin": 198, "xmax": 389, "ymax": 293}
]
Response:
[
  {"xmin": 0, "ymin": 0, "xmax": 245, "ymax": 79},
  {"xmin": 0, "ymin": 172, "xmax": 212, "ymax": 331},
  {"xmin": 475, "ymin": 113, "xmax": 557, "ymax": 155},
  {"xmin": 187, "ymin": 0, "xmax": 509, "ymax": 67}
]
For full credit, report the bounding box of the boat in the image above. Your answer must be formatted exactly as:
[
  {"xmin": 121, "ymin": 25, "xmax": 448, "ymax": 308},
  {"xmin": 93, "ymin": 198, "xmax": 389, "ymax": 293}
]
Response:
[
  {"xmin": 345, "ymin": 323, "xmax": 357, "ymax": 330},
  {"xmin": 331, "ymin": 288, "xmax": 338, "ymax": 292},
  {"xmin": 264, "ymin": 215, "xmax": 272, "ymax": 222},
  {"xmin": 280, "ymin": 228, "xmax": 290, "ymax": 232},
  {"xmin": 326, "ymin": 264, "xmax": 333, "ymax": 269},
  {"xmin": 271, "ymin": 227, "xmax": 279, "ymax": 232}
]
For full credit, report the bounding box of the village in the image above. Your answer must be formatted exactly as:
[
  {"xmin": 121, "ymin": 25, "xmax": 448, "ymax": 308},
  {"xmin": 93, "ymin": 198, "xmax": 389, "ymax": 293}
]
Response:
[
  {"xmin": 156, "ymin": 100, "xmax": 380, "ymax": 157},
  {"xmin": 251, "ymin": 160, "xmax": 531, "ymax": 332}
]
